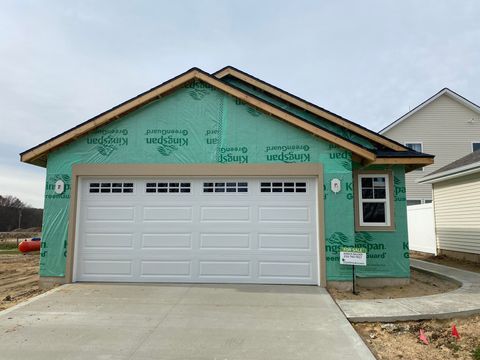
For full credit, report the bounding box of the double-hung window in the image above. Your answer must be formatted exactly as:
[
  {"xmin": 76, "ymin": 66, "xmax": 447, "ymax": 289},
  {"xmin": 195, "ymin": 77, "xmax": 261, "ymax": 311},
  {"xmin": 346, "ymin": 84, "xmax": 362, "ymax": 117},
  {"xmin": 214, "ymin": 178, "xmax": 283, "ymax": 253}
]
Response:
[{"xmin": 356, "ymin": 173, "xmax": 393, "ymax": 229}]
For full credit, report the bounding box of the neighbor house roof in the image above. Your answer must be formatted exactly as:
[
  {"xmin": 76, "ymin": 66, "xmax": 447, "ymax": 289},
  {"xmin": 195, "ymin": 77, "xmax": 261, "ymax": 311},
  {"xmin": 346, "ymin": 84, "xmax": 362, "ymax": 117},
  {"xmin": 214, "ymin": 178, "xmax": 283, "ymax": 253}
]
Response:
[
  {"xmin": 380, "ymin": 88, "xmax": 480, "ymax": 134},
  {"xmin": 418, "ymin": 150, "xmax": 480, "ymax": 184},
  {"xmin": 20, "ymin": 66, "xmax": 434, "ymax": 168}
]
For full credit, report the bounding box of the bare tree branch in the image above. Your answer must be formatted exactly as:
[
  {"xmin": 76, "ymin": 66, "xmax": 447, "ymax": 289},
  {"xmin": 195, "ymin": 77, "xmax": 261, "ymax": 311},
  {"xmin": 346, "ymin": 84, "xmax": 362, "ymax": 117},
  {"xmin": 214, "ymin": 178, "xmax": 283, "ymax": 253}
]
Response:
[{"xmin": 0, "ymin": 195, "xmax": 27, "ymax": 208}]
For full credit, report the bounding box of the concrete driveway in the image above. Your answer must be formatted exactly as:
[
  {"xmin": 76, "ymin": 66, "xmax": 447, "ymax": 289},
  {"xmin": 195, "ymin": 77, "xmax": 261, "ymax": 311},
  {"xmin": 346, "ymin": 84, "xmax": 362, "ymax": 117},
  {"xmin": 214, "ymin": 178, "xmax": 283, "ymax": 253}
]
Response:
[{"xmin": 0, "ymin": 284, "xmax": 374, "ymax": 360}]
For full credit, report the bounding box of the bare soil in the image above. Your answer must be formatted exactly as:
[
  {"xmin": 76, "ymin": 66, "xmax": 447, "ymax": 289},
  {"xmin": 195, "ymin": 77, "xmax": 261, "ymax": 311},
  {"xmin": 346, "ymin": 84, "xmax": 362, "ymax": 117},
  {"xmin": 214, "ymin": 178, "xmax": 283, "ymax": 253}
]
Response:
[
  {"xmin": 350, "ymin": 255, "xmax": 480, "ymax": 359},
  {"xmin": 329, "ymin": 269, "xmax": 459, "ymax": 301},
  {"xmin": 355, "ymin": 315, "xmax": 480, "ymax": 360},
  {"xmin": 0, "ymin": 252, "xmax": 46, "ymax": 311},
  {"xmin": 411, "ymin": 252, "xmax": 480, "ymax": 274}
]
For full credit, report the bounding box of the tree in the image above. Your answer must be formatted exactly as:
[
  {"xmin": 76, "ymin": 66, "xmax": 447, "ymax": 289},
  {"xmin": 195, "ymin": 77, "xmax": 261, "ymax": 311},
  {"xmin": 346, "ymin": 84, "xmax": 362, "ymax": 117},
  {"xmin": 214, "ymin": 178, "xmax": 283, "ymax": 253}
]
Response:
[
  {"xmin": 0, "ymin": 195, "xmax": 27, "ymax": 208},
  {"xmin": 0, "ymin": 195, "xmax": 41, "ymax": 231}
]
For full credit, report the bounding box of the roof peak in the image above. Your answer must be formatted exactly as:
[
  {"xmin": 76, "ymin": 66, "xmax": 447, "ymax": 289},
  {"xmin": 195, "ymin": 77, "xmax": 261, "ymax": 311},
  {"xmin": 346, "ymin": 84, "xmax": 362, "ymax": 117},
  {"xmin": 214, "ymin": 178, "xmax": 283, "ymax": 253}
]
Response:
[{"xmin": 380, "ymin": 87, "xmax": 480, "ymax": 134}]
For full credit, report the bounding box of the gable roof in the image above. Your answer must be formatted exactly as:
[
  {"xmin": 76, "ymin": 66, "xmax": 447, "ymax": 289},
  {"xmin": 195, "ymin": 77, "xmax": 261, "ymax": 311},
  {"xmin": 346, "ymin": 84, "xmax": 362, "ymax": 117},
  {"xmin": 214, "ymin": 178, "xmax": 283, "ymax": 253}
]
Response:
[
  {"xmin": 214, "ymin": 66, "xmax": 409, "ymax": 152},
  {"xmin": 418, "ymin": 150, "xmax": 480, "ymax": 184},
  {"xmin": 380, "ymin": 88, "xmax": 480, "ymax": 134},
  {"xmin": 21, "ymin": 67, "xmax": 434, "ymax": 168}
]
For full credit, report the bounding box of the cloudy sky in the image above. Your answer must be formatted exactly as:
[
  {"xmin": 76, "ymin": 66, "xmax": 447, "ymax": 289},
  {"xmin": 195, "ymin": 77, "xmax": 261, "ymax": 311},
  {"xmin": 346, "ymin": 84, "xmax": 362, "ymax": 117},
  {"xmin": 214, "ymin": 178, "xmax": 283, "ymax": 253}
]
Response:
[{"xmin": 1, "ymin": 0, "xmax": 479, "ymax": 208}]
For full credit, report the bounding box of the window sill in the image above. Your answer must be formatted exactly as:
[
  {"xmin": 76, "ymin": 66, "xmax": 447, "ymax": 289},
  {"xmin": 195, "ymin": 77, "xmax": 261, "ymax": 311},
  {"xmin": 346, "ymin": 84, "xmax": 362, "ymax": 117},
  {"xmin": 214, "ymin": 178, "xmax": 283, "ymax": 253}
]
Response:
[{"xmin": 355, "ymin": 225, "xmax": 396, "ymax": 232}]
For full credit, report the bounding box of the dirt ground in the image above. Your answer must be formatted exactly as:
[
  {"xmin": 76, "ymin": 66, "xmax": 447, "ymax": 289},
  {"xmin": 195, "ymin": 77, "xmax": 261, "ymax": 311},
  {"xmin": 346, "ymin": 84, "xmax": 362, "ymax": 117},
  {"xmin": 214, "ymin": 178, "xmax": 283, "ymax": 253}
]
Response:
[
  {"xmin": 329, "ymin": 268, "xmax": 459, "ymax": 300},
  {"xmin": 411, "ymin": 252, "xmax": 480, "ymax": 274},
  {"xmin": 355, "ymin": 315, "xmax": 480, "ymax": 360},
  {"xmin": 350, "ymin": 254, "xmax": 480, "ymax": 359},
  {"xmin": 0, "ymin": 252, "xmax": 46, "ymax": 311}
]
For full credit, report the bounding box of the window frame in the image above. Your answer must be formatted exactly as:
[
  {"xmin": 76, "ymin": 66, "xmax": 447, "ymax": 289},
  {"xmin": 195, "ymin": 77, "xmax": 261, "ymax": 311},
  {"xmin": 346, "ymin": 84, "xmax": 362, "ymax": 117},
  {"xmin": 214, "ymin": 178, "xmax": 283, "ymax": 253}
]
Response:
[
  {"xmin": 405, "ymin": 142, "xmax": 424, "ymax": 171},
  {"xmin": 88, "ymin": 181, "xmax": 134, "ymax": 195},
  {"xmin": 145, "ymin": 181, "xmax": 191, "ymax": 194},
  {"xmin": 354, "ymin": 170, "xmax": 395, "ymax": 231},
  {"xmin": 406, "ymin": 199, "xmax": 422, "ymax": 206},
  {"xmin": 202, "ymin": 181, "xmax": 249, "ymax": 194},
  {"xmin": 259, "ymin": 181, "xmax": 307, "ymax": 194},
  {"xmin": 472, "ymin": 141, "xmax": 480, "ymax": 152}
]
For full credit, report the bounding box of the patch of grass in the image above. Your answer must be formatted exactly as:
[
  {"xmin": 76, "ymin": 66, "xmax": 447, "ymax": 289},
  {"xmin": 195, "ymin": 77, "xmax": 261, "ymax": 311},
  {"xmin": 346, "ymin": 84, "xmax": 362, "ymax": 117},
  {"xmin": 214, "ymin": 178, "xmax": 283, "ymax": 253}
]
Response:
[
  {"xmin": 472, "ymin": 346, "xmax": 480, "ymax": 360},
  {"xmin": 0, "ymin": 248, "xmax": 20, "ymax": 254},
  {"xmin": 0, "ymin": 241, "xmax": 19, "ymax": 250}
]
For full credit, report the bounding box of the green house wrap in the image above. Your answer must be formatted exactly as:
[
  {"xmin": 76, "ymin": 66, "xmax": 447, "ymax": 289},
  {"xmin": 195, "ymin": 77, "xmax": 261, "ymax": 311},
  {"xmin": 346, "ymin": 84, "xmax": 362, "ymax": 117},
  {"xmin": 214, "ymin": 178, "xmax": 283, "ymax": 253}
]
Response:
[{"xmin": 22, "ymin": 67, "xmax": 433, "ymax": 286}]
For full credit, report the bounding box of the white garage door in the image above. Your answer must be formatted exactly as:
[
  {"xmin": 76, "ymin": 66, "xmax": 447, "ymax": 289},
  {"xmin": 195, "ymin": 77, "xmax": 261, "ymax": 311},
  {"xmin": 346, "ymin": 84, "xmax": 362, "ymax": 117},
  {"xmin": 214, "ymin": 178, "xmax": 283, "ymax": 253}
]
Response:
[{"xmin": 74, "ymin": 177, "xmax": 319, "ymax": 284}]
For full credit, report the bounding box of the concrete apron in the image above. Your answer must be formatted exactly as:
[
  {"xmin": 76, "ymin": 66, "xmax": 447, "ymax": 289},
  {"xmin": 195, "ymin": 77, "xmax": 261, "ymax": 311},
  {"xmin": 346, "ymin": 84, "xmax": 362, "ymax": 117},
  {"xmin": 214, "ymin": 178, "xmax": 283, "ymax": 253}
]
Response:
[
  {"xmin": 337, "ymin": 259, "xmax": 480, "ymax": 322},
  {"xmin": 0, "ymin": 283, "xmax": 374, "ymax": 360}
]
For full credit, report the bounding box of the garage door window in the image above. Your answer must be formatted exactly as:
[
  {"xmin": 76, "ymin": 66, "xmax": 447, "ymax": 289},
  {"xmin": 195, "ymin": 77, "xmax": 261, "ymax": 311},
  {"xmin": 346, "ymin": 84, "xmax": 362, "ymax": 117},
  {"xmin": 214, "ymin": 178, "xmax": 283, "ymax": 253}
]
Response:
[
  {"xmin": 89, "ymin": 182, "xmax": 134, "ymax": 194},
  {"xmin": 203, "ymin": 182, "xmax": 248, "ymax": 193},
  {"xmin": 146, "ymin": 182, "xmax": 191, "ymax": 193},
  {"xmin": 260, "ymin": 182, "xmax": 306, "ymax": 193}
]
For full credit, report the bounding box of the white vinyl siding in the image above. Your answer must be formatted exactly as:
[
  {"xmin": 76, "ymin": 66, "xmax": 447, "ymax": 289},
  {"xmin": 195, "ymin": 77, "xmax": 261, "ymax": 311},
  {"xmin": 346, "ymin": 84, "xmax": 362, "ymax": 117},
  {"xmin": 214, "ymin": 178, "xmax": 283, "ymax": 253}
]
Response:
[
  {"xmin": 382, "ymin": 94, "xmax": 480, "ymax": 200},
  {"xmin": 433, "ymin": 173, "xmax": 480, "ymax": 255}
]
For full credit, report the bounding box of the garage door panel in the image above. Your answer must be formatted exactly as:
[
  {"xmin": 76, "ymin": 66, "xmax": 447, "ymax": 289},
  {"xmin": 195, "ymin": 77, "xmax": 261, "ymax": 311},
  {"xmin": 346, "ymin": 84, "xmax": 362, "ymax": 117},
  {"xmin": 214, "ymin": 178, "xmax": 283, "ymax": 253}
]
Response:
[
  {"xmin": 258, "ymin": 234, "xmax": 311, "ymax": 250},
  {"xmin": 84, "ymin": 233, "xmax": 134, "ymax": 249},
  {"xmin": 86, "ymin": 207, "xmax": 135, "ymax": 222},
  {"xmin": 199, "ymin": 233, "xmax": 250, "ymax": 249},
  {"xmin": 143, "ymin": 206, "xmax": 193, "ymax": 222},
  {"xmin": 200, "ymin": 206, "xmax": 251, "ymax": 222},
  {"xmin": 141, "ymin": 233, "xmax": 193, "ymax": 249},
  {"xmin": 81, "ymin": 259, "xmax": 133, "ymax": 277},
  {"xmin": 139, "ymin": 224, "xmax": 194, "ymax": 233},
  {"xmin": 199, "ymin": 261, "xmax": 251, "ymax": 278},
  {"xmin": 258, "ymin": 261, "xmax": 312, "ymax": 279},
  {"xmin": 140, "ymin": 260, "xmax": 192, "ymax": 277},
  {"xmin": 259, "ymin": 206, "xmax": 310, "ymax": 222},
  {"xmin": 76, "ymin": 177, "xmax": 319, "ymax": 284}
]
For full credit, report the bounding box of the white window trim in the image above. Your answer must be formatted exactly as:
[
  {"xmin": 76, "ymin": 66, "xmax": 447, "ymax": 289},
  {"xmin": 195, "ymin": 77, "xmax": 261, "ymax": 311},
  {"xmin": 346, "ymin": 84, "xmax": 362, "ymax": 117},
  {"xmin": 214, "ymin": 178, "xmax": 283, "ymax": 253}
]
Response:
[
  {"xmin": 357, "ymin": 173, "xmax": 391, "ymax": 227},
  {"xmin": 404, "ymin": 141, "xmax": 423, "ymax": 151},
  {"xmin": 472, "ymin": 141, "xmax": 480, "ymax": 152}
]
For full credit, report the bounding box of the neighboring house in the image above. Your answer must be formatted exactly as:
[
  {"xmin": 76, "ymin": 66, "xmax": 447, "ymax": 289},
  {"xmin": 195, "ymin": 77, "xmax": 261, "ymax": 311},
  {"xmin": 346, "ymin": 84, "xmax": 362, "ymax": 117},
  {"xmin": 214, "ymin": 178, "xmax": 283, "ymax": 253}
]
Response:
[
  {"xmin": 20, "ymin": 66, "xmax": 432, "ymax": 288},
  {"xmin": 419, "ymin": 151, "xmax": 480, "ymax": 263},
  {"xmin": 380, "ymin": 88, "xmax": 480, "ymax": 206}
]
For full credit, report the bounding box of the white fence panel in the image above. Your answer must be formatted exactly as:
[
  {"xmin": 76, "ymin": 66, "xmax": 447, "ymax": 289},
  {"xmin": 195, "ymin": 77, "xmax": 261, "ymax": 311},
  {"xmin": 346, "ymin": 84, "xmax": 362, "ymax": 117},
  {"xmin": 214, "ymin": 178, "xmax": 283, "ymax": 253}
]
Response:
[{"xmin": 407, "ymin": 203, "xmax": 437, "ymax": 255}]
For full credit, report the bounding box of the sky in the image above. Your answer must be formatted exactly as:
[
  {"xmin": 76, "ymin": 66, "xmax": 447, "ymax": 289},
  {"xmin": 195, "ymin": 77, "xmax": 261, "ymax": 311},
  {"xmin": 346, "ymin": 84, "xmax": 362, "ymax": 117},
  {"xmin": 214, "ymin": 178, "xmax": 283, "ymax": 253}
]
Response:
[{"xmin": 1, "ymin": 0, "xmax": 479, "ymax": 208}]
